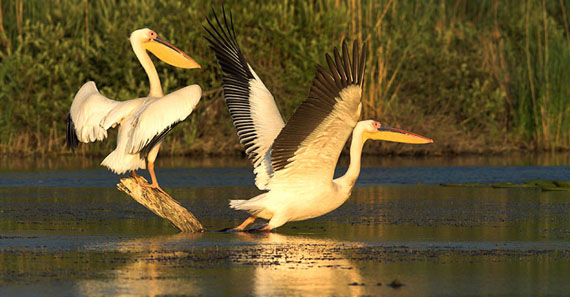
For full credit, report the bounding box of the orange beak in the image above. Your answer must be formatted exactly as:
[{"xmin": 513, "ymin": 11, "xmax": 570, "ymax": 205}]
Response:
[{"xmin": 144, "ymin": 35, "xmax": 201, "ymax": 69}]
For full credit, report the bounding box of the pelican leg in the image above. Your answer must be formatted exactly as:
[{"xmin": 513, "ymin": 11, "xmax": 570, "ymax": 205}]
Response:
[
  {"xmin": 131, "ymin": 171, "xmax": 145, "ymax": 185},
  {"xmin": 233, "ymin": 216, "xmax": 257, "ymax": 231},
  {"xmin": 141, "ymin": 161, "xmax": 167, "ymax": 194},
  {"xmin": 139, "ymin": 144, "xmax": 167, "ymax": 194}
]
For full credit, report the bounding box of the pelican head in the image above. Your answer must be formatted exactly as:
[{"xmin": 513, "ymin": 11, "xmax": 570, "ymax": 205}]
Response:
[
  {"xmin": 361, "ymin": 120, "xmax": 434, "ymax": 144},
  {"xmin": 130, "ymin": 28, "xmax": 201, "ymax": 69}
]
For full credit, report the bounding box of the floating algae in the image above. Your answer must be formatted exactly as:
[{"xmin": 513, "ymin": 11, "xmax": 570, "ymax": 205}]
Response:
[
  {"xmin": 523, "ymin": 179, "xmax": 557, "ymax": 187},
  {"xmin": 491, "ymin": 182, "xmax": 535, "ymax": 189},
  {"xmin": 441, "ymin": 179, "xmax": 570, "ymax": 191},
  {"xmin": 538, "ymin": 186, "xmax": 570, "ymax": 191},
  {"xmin": 554, "ymin": 181, "xmax": 570, "ymax": 188},
  {"xmin": 524, "ymin": 179, "xmax": 570, "ymax": 191},
  {"xmin": 440, "ymin": 183, "xmax": 488, "ymax": 188}
]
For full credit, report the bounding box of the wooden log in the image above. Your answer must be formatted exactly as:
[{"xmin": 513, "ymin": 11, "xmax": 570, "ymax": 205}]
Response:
[{"xmin": 117, "ymin": 175, "xmax": 204, "ymax": 232}]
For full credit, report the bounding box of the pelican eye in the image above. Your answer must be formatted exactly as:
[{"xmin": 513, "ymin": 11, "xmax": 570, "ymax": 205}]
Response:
[{"xmin": 372, "ymin": 122, "xmax": 381, "ymax": 129}]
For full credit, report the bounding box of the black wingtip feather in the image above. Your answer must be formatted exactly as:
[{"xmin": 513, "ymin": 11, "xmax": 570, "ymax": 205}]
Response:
[
  {"xmin": 341, "ymin": 41, "xmax": 353, "ymax": 84},
  {"xmin": 352, "ymin": 40, "xmax": 359, "ymax": 83},
  {"xmin": 204, "ymin": 5, "xmax": 267, "ymax": 167},
  {"xmin": 325, "ymin": 53, "xmax": 343, "ymax": 90},
  {"xmin": 66, "ymin": 113, "xmax": 79, "ymax": 153},
  {"xmin": 139, "ymin": 120, "xmax": 183, "ymax": 159},
  {"xmin": 271, "ymin": 40, "xmax": 368, "ymax": 172},
  {"xmin": 333, "ymin": 47, "xmax": 347, "ymax": 85},
  {"xmin": 359, "ymin": 41, "xmax": 367, "ymax": 85}
]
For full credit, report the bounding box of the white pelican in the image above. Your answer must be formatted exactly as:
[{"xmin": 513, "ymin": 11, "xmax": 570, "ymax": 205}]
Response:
[
  {"xmin": 66, "ymin": 28, "xmax": 202, "ymax": 192},
  {"xmin": 205, "ymin": 9, "xmax": 433, "ymax": 231}
]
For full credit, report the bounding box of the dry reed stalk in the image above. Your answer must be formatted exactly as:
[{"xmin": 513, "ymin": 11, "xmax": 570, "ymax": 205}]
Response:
[
  {"xmin": 560, "ymin": 0, "xmax": 570, "ymax": 48},
  {"xmin": 367, "ymin": 69, "xmax": 375, "ymax": 116},
  {"xmin": 54, "ymin": 121, "xmax": 60, "ymax": 152},
  {"xmin": 373, "ymin": 0, "xmax": 394, "ymax": 35},
  {"xmin": 385, "ymin": 83, "xmax": 402, "ymax": 116},
  {"xmin": 348, "ymin": 0, "xmax": 356, "ymax": 37},
  {"xmin": 169, "ymin": 138, "xmax": 176, "ymax": 155},
  {"xmin": 281, "ymin": 0, "xmax": 286, "ymax": 27},
  {"xmin": 540, "ymin": 106, "xmax": 548, "ymax": 147},
  {"xmin": 0, "ymin": 0, "xmax": 10, "ymax": 51},
  {"xmin": 0, "ymin": 0, "xmax": 4, "ymax": 35},
  {"xmin": 85, "ymin": 0, "xmax": 89, "ymax": 49},
  {"xmin": 367, "ymin": 1, "xmax": 372, "ymax": 42},
  {"xmin": 560, "ymin": 0, "xmax": 570, "ymax": 49},
  {"xmin": 525, "ymin": 0, "xmax": 539, "ymax": 144},
  {"xmin": 17, "ymin": 134, "xmax": 27, "ymax": 155},
  {"xmin": 385, "ymin": 45, "xmax": 408, "ymax": 100},
  {"xmin": 35, "ymin": 117, "xmax": 41, "ymax": 154},
  {"xmin": 357, "ymin": 0, "xmax": 361, "ymax": 42},
  {"xmin": 6, "ymin": 133, "xmax": 12, "ymax": 154},
  {"xmin": 16, "ymin": 0, "xmax": 23, "ymax": 38},
  {"xmin": 555, "ymin": 111, "xmax": 562, "ymax": 146},
  {"xmin": 541, "ymin": 0, "xmax": 551, "ymax": 146},
  {"xmin": 371, "ymin": 46, "xmax": 383, "ymax": 115},
  {"xmin": 47, "ymin": 124, "xmax": 54, "ymax": 152}
]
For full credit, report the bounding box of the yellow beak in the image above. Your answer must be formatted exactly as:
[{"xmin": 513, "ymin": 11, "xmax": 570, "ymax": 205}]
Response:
[
  {"xmin": 364, "ymin": 126, "xmax": 434, "ymax": 144},
  {"xmin": 144, "ymin": 36, "xmax": 201, "ymax": 69}
]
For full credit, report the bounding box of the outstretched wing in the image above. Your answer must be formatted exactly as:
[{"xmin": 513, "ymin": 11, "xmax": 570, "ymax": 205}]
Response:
[
  {"xmin": 126, "ymin": 85, "xmax": 202, "ymax": 158},
  {"xmin": 269, "ymin": 41, "xmax": 367, "ymax": 189},
  {"xmin": 204, "ymin": 7, "xmax": 285, "ymax": 190},
  {"xmin": 67, "ymin": 81, "xmax": 120, "ymax": 150}
]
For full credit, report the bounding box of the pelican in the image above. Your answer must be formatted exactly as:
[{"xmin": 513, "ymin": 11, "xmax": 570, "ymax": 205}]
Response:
[
  {"xmin": 205, "ymin": 9, "xmax": 433, "ymax": 231},
  {"xmin": 66, "ymin": 28, "xmax": 202, "ymax": 192}
]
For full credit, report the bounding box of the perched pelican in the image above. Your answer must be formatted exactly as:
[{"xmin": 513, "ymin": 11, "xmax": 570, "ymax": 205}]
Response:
[
  {"xmin": 205, "ymin": 9, "xmax": 434, "ymax": 231},
  {"xmin": 66, "ymin": 28, "xmax": 202, "ymax": 192}
]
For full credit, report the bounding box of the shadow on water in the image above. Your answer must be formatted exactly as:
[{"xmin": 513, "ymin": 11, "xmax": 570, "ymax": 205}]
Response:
[{"xmin": 1, "ymin": 154, "xmax": 570, "ymax": 296}]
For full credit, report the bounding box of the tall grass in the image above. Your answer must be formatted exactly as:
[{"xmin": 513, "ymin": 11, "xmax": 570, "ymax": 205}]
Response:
[
  {"xmin": 0, "ymin": 0, "xmax": 569, "ymax": 155},
  {"xmin": 511, "ymin": 0, "xmax": 570, "ymax": 149},
  {"xmin": 344, "ymin": 0, "xmax": 570, "ymax": 152}
]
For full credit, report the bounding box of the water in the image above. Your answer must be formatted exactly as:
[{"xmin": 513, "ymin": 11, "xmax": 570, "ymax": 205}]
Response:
[{"xmin": 1, "ymin": 155, "xmax": 570, "ymax": 296}]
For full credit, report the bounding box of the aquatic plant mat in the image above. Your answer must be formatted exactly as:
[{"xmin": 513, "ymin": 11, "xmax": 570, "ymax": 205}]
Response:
[
  {"xmin": 117, "ymin": 176, "xmax": 204, "ymax": 232},
  {"xmin": 440, "ymin": 179, "xmax": 570, "ymax": 191}
]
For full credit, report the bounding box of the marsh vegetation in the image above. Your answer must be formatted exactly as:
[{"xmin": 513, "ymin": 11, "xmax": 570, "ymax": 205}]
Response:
[{"xmin": 1, "ymin": 0, "xmax": 569, "ymax": 155}]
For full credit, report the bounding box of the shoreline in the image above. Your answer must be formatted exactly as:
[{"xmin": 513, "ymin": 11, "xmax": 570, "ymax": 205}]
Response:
[{"xmin": 1, "ymin": 146, "xmax": 570, "ymax": 158}]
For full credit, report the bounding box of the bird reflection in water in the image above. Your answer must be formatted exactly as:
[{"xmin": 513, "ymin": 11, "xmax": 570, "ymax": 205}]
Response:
[{"xmin": 75, "ymin": 232, "xmax": 375, "ymax": 296}]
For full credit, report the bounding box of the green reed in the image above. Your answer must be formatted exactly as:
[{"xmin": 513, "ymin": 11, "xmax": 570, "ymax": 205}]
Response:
[{"xmin": 0, "ymin": 0, "xmax": 569, "ymax": 155}]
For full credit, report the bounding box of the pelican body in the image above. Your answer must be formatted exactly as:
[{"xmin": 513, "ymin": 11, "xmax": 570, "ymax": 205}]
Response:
[
  {"xmin": 67, "ymin": 29, "xmax": 202, "ymax": 191},
  {"xmin": 205, "ymin": 8, "xmax": 433, "ymax": 231}
]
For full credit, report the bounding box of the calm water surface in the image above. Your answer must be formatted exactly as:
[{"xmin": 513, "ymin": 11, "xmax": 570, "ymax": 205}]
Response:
[{"xmin": 1, "ymin": 154, "xmax": 570, "ymax": 296}]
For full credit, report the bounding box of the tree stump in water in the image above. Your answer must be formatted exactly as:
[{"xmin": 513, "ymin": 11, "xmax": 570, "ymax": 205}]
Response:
[{"xmin": 117, "ymin": 175, "xmax": 204, "ymax": 232}]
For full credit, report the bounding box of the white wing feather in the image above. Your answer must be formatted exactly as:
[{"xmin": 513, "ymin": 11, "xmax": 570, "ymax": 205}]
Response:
[
  {"xmin": 248, "ymin": 69, "xmax": 285, "ymax": 188},
  {"xmin": 69, "ymin": 81, "xmax": 120, "ymax": 143},
  {"xmin": 100, "ymin": 97, "xmax": 146, "ymax": 131},
  {"xmin": 127, "ymin": 85, "xmax": 202, "ymax": 154}
]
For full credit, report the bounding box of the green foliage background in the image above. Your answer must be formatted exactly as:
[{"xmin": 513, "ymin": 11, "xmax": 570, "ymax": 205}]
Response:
[{"xmin": 1, "ymin": 0, "xmax": 569, "ymax": 156}]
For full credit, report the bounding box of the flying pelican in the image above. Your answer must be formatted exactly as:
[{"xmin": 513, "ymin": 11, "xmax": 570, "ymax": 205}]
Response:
[
  {"xmin": 66, "ymin": 28, "xmax": 202, "ymax": 192},
  {"xmin": 205, "ymin": 9, "xmax": 433, "ymax": 231}
]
